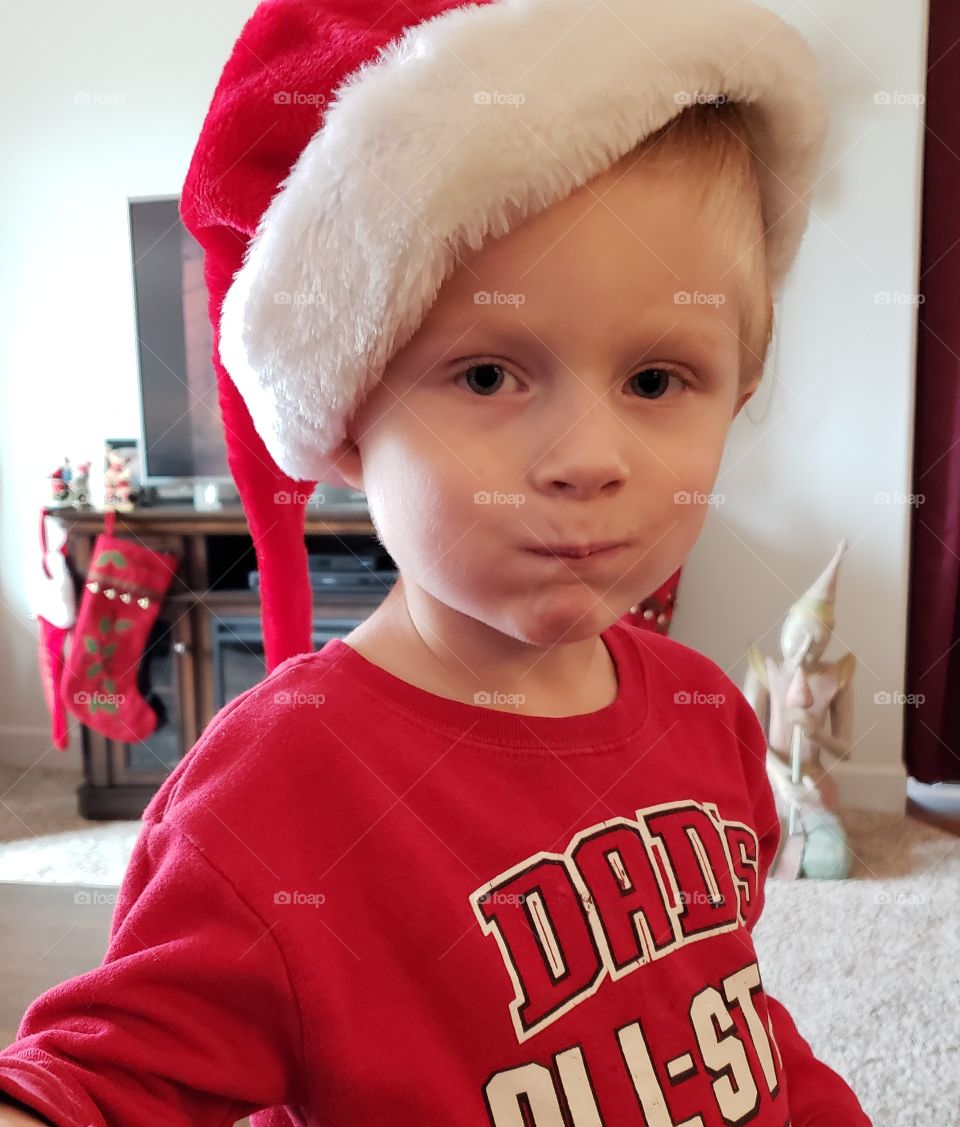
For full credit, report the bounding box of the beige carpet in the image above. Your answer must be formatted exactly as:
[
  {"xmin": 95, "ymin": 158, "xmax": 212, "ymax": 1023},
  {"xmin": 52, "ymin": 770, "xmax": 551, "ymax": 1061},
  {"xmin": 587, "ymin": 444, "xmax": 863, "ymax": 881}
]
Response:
[
  {"xmin": 1, "ymin": 767, "xmax": 958, "ymax": 1125},
  {"xmin": 0, "ymin": 766, "xmax": 140, "ymax": 885},
  {"xmin": 755, "ymin": 806, "xmax": 960, "ymax": 1126}
]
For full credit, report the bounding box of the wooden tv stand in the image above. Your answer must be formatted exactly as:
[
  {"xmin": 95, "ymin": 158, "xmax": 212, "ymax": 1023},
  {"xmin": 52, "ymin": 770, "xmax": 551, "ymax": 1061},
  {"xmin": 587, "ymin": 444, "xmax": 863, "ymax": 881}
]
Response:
[{"xmin": 44, "ymin": 505, "xmax": 391, "ymax": 820}]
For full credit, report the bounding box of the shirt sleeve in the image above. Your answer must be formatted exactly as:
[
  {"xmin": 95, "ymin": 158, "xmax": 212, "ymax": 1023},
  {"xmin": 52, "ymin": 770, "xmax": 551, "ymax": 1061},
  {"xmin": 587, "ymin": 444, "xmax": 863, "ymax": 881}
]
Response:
[
  {"xmin": 0, "ymin": 817, "xmax": 307, "ymax": 1127},
  {"xmin": 735, "ymin": 691, "xmax": 873, "ymax": 1127}
]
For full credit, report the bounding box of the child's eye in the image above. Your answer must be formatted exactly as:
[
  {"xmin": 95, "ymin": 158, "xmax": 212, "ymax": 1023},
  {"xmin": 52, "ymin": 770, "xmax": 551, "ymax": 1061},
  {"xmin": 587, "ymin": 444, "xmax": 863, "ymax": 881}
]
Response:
[
  {"xmin": 626, "ymin": 366, "xmax": 692, "ymax": 400},
  {"xmin": 452, "ymin": 362, "xmax": 693, "ymax": 399},
  {"xmin": 453, "ymin": 362, "xmax": 520, "ymax": 396}
]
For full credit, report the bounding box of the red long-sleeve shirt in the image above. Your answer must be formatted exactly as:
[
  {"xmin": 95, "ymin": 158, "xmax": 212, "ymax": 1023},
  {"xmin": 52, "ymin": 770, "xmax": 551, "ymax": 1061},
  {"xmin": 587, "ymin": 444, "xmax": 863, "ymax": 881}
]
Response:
[{"xmin": 0, "ymin": 620, "xmax": 872, "ymax": 1125}]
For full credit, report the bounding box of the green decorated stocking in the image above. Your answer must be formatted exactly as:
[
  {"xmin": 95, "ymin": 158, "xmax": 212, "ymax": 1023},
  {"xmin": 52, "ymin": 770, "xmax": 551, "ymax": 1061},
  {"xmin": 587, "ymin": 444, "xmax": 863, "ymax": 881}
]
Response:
[{"xmin": 62, "ymin": 523, "xmax": 179, "ymax": 743}]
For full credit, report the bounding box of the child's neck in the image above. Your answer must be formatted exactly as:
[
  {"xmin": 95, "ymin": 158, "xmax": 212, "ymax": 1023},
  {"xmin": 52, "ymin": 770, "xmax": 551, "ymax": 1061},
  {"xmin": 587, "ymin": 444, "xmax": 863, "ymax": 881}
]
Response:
[{"xmin": 341, "ymin": 584, "xmax": 619, "ymax": 718}]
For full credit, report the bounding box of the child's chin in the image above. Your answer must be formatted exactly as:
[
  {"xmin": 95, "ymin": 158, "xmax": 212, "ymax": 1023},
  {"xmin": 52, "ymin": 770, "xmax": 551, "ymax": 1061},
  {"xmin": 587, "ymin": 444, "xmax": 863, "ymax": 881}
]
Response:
[{"xmin": 504, "ymin": 602, "xmax": 622, "ymax": 647}]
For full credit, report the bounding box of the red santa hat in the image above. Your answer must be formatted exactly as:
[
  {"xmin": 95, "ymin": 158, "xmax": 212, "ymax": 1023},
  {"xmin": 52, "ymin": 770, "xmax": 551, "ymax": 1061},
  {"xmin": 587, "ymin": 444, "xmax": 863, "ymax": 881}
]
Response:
[{"xmin": 180, "ymin": 0, "xmax": 829, "ymax": 672}]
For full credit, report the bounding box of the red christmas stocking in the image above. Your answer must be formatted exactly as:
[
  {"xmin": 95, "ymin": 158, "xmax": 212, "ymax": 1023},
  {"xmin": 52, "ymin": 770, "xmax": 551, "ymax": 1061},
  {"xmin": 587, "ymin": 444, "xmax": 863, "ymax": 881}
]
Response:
[
  {"xmin": 39, "ymin": 619, "xmax": 72, "ymax": 750},
  {"xmin": 33, "ymin": 512, "xmax": 77, "ymax": 751},
  {"xmin": 623, "ymin": 566, "xmax": 682, "ymax": 635},
  {"xmin": 62, "ymin": 514, "xmax": 179, "ymax": 743}
]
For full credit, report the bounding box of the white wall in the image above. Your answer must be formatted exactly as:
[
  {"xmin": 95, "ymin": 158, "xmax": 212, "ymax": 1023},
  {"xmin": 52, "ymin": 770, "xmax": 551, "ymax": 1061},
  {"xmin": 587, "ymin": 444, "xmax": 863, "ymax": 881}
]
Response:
[
  {"xmin": 0, "ymin": 2, "xmax": 929, "ymax": 810},
  {"xmin": 675, "ymin": 0, "xmax": 930, "ymax": 811},
  {"xmin": 0, "ymin": 0, "xmax": 258, "ymax": 771}
]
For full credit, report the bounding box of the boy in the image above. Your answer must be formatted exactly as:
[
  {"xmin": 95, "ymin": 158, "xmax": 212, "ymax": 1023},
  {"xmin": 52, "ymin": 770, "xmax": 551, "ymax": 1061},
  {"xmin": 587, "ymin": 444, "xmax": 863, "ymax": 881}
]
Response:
[{"xmin": 0, "ymin": 0, "xmax": 873, "ymax": 1123}]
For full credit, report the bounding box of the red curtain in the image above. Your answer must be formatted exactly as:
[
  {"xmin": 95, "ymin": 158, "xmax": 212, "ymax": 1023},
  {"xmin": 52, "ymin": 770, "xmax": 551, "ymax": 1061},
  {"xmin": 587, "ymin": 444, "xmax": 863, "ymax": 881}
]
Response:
[{"xmin": 905, "ymin": 0, "xmax": 960, "ymax": 783}]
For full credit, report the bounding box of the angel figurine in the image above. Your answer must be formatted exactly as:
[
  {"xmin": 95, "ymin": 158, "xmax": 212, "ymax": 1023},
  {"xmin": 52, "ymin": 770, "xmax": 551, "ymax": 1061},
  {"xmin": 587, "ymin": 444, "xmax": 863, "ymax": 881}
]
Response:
[{"xmin": 743, "ymin": 540, "xmax": 856, "ymax": 879}]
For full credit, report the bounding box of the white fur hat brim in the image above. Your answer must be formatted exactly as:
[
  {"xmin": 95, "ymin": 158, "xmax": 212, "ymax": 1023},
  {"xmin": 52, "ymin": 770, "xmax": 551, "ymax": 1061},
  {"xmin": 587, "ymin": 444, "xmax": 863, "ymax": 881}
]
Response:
[{"xmin": 218, "ymin": 0, "xmax": 829, "ymax": 485}]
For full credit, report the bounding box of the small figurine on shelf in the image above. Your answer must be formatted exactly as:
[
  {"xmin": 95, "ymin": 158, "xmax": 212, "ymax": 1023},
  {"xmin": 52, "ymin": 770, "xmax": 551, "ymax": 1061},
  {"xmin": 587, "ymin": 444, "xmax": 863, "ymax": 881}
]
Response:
[
  {"xmin": 48, "ymin": 461, "xmax": 72, "ymax": 505},
  {"xmin": 69, "ymin": 460, "xmax": 92, "ymax": 506},
  {"xmin": 47, "ymin": 457, "xmax": 95, "ymax": 507},
  {"xmin": 102, "ymin": 450, "xmax": 136, "ymax": 512}
]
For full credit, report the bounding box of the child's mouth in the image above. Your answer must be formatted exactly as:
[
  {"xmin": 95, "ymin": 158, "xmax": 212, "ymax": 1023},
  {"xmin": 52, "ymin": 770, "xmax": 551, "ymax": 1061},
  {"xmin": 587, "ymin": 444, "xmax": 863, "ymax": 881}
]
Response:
[{"xmin": 527, "ymin": 541, "xmax": 628, "ymax": 561}]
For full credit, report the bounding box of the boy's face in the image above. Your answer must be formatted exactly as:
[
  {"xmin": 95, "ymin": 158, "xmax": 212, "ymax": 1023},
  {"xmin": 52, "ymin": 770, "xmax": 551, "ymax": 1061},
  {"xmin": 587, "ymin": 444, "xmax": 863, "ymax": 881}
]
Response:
[{"xmin": 336, "ymin": 160, "xmax": 760, "ymax": 648}]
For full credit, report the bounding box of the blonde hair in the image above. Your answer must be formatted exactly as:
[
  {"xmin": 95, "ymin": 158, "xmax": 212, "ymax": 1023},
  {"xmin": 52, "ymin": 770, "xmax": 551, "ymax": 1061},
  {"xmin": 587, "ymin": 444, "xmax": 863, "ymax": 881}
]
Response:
[{"xmin": 613, "ymin": 100, "xmax": 774, "ymax": 391}]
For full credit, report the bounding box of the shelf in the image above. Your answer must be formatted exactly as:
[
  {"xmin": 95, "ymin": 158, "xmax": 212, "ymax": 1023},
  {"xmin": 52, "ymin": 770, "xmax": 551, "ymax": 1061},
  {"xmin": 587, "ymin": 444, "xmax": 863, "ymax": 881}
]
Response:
[
  {"xmin": 166, "ymin": 587, "xmax": 394, "ymax": 606},
  {"xmin": 43, "ymin": 505, "xmax": 375, "ymax": 537}
]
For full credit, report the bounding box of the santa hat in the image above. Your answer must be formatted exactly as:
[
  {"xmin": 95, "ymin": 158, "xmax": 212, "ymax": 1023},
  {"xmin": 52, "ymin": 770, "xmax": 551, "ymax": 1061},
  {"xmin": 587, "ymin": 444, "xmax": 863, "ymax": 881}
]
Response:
[{"xmin": 180, "ymin": 0, "xmax": 830, "ymax": 671}]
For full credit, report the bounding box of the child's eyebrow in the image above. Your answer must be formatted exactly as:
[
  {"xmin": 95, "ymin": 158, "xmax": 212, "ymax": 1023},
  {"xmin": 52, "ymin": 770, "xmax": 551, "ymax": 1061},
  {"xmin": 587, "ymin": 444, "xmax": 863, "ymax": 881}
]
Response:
[{"xmin": 428, "ymin": 313, "xmax": 731, "ymax": 358}]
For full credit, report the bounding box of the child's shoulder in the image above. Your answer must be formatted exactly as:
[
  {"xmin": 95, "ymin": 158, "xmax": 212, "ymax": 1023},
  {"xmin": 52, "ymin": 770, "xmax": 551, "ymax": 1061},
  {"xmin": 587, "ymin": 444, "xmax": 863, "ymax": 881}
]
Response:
[
  {"xmin": 617, "ymin": 620, "xmax": 762, "ymax": 744},
  {"xmin": 141, "ymin": 642, "xmax": 352, "ymax": 824},
  {"xmin": 616, "ymin": 618, "xmax": 743, "ymax": 694}
]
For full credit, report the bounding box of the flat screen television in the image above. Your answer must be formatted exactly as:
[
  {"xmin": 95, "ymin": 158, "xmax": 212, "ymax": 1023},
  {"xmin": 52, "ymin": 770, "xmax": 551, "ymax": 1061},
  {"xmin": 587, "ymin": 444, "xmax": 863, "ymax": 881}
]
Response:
[
  {"xmin": 127, "ymin": 196, "xmax": 368, "ymax": 511},
  {"xmin": 128, "ymin": 195, "xmax": 230, "ymax": 484}
]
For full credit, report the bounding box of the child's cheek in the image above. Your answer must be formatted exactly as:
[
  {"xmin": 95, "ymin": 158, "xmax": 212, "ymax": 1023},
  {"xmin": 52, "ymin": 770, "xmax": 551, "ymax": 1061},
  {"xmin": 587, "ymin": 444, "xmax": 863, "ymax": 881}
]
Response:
[{"xmin": 672, "ymin": 416, "xmax": 732, "ymax": 495}]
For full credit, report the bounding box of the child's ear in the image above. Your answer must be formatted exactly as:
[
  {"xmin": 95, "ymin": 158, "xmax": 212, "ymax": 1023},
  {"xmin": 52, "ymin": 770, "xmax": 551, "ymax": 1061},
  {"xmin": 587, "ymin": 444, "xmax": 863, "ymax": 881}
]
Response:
[
  {"xmin": 733, "ymin": 377, "xmax": 761, "ymax": 419},
  {"xmin": 324, "ymin": 426, "xmax": 364, "ymax": 491}
]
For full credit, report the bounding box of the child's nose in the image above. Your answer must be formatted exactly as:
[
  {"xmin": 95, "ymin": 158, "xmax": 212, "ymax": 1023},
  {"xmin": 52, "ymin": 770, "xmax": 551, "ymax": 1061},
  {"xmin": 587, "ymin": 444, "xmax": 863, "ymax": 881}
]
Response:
[{"xmin": 529, "ymin": 447, "xmax": 629, "ymax": 499}]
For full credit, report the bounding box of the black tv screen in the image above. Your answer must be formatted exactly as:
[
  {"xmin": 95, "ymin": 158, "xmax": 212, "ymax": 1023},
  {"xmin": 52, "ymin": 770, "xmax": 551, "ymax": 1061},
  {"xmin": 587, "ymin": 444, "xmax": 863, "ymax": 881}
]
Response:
[{"xmin": 129, "ymin": 196, "xmax": 229, "ymax": 483}]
